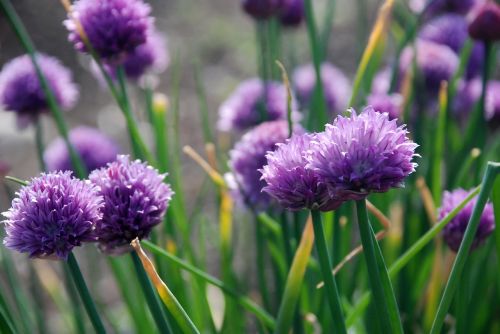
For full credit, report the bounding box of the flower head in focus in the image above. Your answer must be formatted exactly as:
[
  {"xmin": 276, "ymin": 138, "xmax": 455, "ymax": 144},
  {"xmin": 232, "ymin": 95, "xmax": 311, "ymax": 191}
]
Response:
[
  {"xmin": 229, "ymin": 120, "xmax": 304, "ymax": 209},
  {"xmin": 0, "ymin": 54, "xmax": 78, "ymax": 128},
  {"xmin": 44, "ymin": 126, "xmax": 120, "ymax": 174},
  {"xmin": 89, "ymin": 155, "xmax": 173, "ymax": 254},
  {"xmin": 293, "ymin": 62, "xmax": 351, "ymax": 116},
  {"xmin": 307, "ymin": 107, "xmax": 418, "ymax": 201},
  {"xmin": 217, "ymin": 78, "xmax": 300, "ymax": 132},
  {"xmin": 66, "ymin": 0, "xmax": 153, "ymax": 63},
  {"xmin": 261, "ymin": 133, "xmax": 342, "ymax": 211},
  {"xmin": 2, "ymin": 171, "xmax": 103, "ymax": 259},
  {"xmin": 439, "ymin": 188, "xmax": 495, "ymax": 252}
]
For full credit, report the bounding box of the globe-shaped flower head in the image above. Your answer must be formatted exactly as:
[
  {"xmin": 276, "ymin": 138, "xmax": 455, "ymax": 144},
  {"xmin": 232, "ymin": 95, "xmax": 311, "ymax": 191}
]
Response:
[
  {"xmin": 229, "ymin": 120, "xmax": 303, "ymax": 209},
  {"xmin": 261, "ymin": 133, "xmax": 342, "ymax": 211},
  {"xmin": 367, "ymin": 93, "xmax": 403, "ymax": 120},
  {"xmin": 307, "ymin": 107, "xmax": 418, "ymax": 201},
  {"xmin": 400, "ymin": 40, "xmax": 458, "ymax": 95},
  {"xmin": 218, "ymin": 78, "xmax": 300, "ymax": 132},
  {"xmin": 0, "ymin": 54, "xmax": 79, "ymax": 128},
  {"xmin": 44, "ymin": 126, "xmax": 121, "ymax": 174},
  {"xmin": 66, "ymin": 0, "xmax": 153, "ymax": 63},
  {"xmin": 439, "ymin": 188, "xmax": 495, "ymax": 252},
  {"xmin": 293, "ymin": 63, "xmax": 351, "ymax": 116},
  {"xmin": 279, "ymin": 0, "xmax": 304, "ymax": 27},
  {"xmin": 468, "ymin": 1, "xmax": 500, "ymax": 42},
  {"xmin": 2, "ymin": 171, "xmax": 103, "ymax": 259},
  {"xmin": 89, "ymin": 155, "xmax": 173, "ymax": 254},
  {"xmin": 419, "ymin": 14, "xmax": 484, "ymax": 78}
]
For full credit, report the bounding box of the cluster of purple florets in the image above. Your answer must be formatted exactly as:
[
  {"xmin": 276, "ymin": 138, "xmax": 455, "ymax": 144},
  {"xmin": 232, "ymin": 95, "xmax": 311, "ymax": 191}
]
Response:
[
  {"xmin": 2, "ymin": 155, "xmax": 173, "ymax": 259},
  {"xmin": 260, "ymin": 107, "xmax": 419, "ymax": 210}
]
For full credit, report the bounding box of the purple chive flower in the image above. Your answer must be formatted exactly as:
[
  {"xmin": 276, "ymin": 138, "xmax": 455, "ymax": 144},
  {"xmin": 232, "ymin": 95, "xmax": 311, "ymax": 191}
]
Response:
[
  {"xmin": 66, "ymin": 0, "xmax": 153, "ymax": 63},
  {"xmin": 44, "ymin": 126, "xmax": 120, "ymax": 174},
  {"xmin": 261, "ymin": 133, "xmax": 342, "ymax": 211},
  {"xmin": 217, "ymin": 78, "xmax": 300, "ymax": 132},
  {"xmin": 2, "ymin": 171, "xmax": 103, "ymax": 260},
  {"xmin": 293, "ymin": 62, "xmax": 351, "ymax": 116},
  {"xmin": 279, "ymin": 0, "xmax": 304, "ymax": 27},
  {"xmin": 242, "ymin": 0, "xmax": 282, "ymax": 20},
  {"xmin": 367, "ymin": 93, "xmax": 403, "ymax": 120},
  {"xmin": 419, "ymin": 14, "xmax": 484, "ymax": 78},
  {"xmin": 452, "ymin": 78, "xmax": 500, "ymax": 125},
  {"xmin": 0, "ymin": 54, "xmax": 78, "ymax": 129},
  {"xmin": 468, "ymin": 2, "xmax": 500, "ymax": 42},
  {"xmin": 439, "ymin": 188, "xmax": 495, "ymax": 252},
  {"xmin": 400, "ymin": 40, "xmax": 458, "ymax": 95},
  {"xmin": 89, "ymin": 31, "xmax": 169, "ymax": 85},
  {"xmin": 371, "ymin": 67, "xmax": 393, "ymax": 94},
  {"xmin": 485, "ymin": 80, "xmax": 500, "ymax": 126},
  {"xmin": 229, "ymin": 120, "xmax": 304, "ymax": 209},
  {"xmin": 89, "ymin": 155, "xmax": 173, "ymax": 254},
  {"xmin": 307, "ymin": 107, "xmax": 418, "ymax": 201}
]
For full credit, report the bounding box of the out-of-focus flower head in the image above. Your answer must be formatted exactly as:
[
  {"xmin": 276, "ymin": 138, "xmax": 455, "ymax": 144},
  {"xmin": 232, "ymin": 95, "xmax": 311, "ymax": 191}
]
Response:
[
  {"xmin": 367, "ymin": 93, "xmax": 403, "ymax": 120},
  {"xmin": 279, "ymin": 0, "xmax": 304, "ymax": 27},
  {"xmin": 0, "ymin": 54, "xmax": 78, "ymax": 129},
  {"xmin": 371, "ymin": 67, "xmax": 394, "ymax": 94},
  {"xmin": 410, "ymin": 0, "xmax": 477, "ymax": 16},
  {"xmin": 400, "ymin": 40, "xmax": 459, "ymax": 95},
  {"xmin": 439, "ymin": 188, "xmax": 495, "ymax": 252},
  {"xmin": 242, "ymin": 0, "xmax": 282, "ymax": 20},
  {"xmin": 44, "ymin": 126, "xmax": 120, "ymax": 174},
  {"xmin": 2, "ymin": 171, "xmax": 103, "ymax": 259},
  {"xmin": 468, "ymin": 1, "xmax": 500, "ymax": 41},
  {"xmin": 89, "ymin": 31, "xmax": 169, "ymax": 85},
  {"xmin": 66, "ymin": 0, "xmax": 153, "ymax": 63},
  {"xmin": 293, "ymin": 62, "xmax": 351, "ymax": 116},
  {"xmin": 307, "ymin": 107, "xmax": 419, "ymax": 201},
  {"xmin": 89, "ymin": 155, "xmax": 173, "ymax": 255},
  {"xmin": 217, "ymin": 78, "xmax": 300, "ymax": 132},
  {"xmin": 485, "ymin": 80, "xmax": 500, "ymax": 126},
  {"xmin": 261, "ymin": 133, "xmax": 342, "ymax": 211},
  {"xmin": 419, "ymin": 13, "xmax": 484, "ymax": 78},
  {"xmin": 229, "ymin": 120, "xmax": 304, "ymax": 209}
]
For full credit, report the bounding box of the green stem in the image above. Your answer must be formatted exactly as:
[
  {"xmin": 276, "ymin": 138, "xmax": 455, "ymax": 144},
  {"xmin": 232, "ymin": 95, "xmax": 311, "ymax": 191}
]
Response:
[
  {"xmin": 0, "ymin": 0, "xmax": 87, "ymax": 178},
  {"xmin": 430, "ymin": 162, "xmax": 500, "ymax": 334},
  {"xmin": 131, "ymin": 251, "xmax": 172, "ymax": 334},
  {"xmin": 319, "ymin": 0, "xmax": 336, "ymax": 60},
  {"xmin": 255, "ymin": 216, "xmax": 272, "ymax": 311},
  {"xmin": 116, "ymin": 67, "xmax": 154, "ymax": 162},
  {"xmin": 355, "ymin": 200, "xmax": 403, "ymax": 333},
  {"xmin": 34, "ymin": 119, "xmax": 47, "ymax": 172},
  {"xmin": 66, "ymin": 253, "xmax": 106, "ymax": 334},
  {"xmin": 63, "ymin": 264, "xmax": 86, "ymax": 334},
  {"xmin": 310, "ymin": 210, "xmax": 347, "ymax": 334},
  {"xmin": 303, "ymin": 0, "xmax": 328, "ymax": 130}
]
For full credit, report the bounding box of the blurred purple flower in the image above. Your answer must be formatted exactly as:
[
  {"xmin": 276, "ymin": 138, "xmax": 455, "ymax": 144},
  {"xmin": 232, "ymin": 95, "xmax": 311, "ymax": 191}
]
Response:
[
  {"xmin": 419, "ymin": 14, "xmax": 484, "ymax": 78},
  {"xmin": 44, "ymin": 126, "xmax": 120, "ymax": 174},
  {"xmin": 217, "ymin": 78, "xmax": 300, "ymax": 132},
  {"xmin": 410, "ymin": 0, "xmax": 477, "ymax": 16},
  {"xmin": 66, "ymin": 0, "xmax": 153, "ymax": 63},
  {"xmin": 229, "ymin": 120, "xmax": 303, "ymax": 209},
  {"xmin": 307, "ymin": 107, "xmax": 418, "ymax": 201},
  {"xmin": 400, "ymin": 40, "xmax": 458, "ymax": 95},
  {"xmin": 293, "ymin": 62, "xmax": 351, "ymax": 116},
  {"xmin": 2, "ymin": 171, "xmax": 103, "ymax": 259},
  {"xmin": 0, "ymin": 54, "xmax": 78, "ymax": 129},
  {"xmin": 89, "ymin": 155, "xmax": 173, "ymax": 254},
  {"xmin": 367, "ymin": 93, "xmax": 403, "ymax": 120},
  {"xmin": 371, "ymin": 67, "xmax": 393, "ymax": 94},
  {"xmin": 242, "ymin": 0, "xmax": 282, "ymax": 20},
  {"xmin": 279, "ymin": 0, "xmax": 304, "ymax": 27},
  {"xmin": 485, "ymin": 80, "xmax": 500, "ymax": 126},
  {"xmin": 261, "ymin": 133, "xmax": 342, "ymax": 211},
  {"xmin": 468, "ymin": 1, "xmax": 500, "ymax": 42},
  {"xmin": 439, "ymin": 188, "xmax": 495, "ymax": 252}
]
